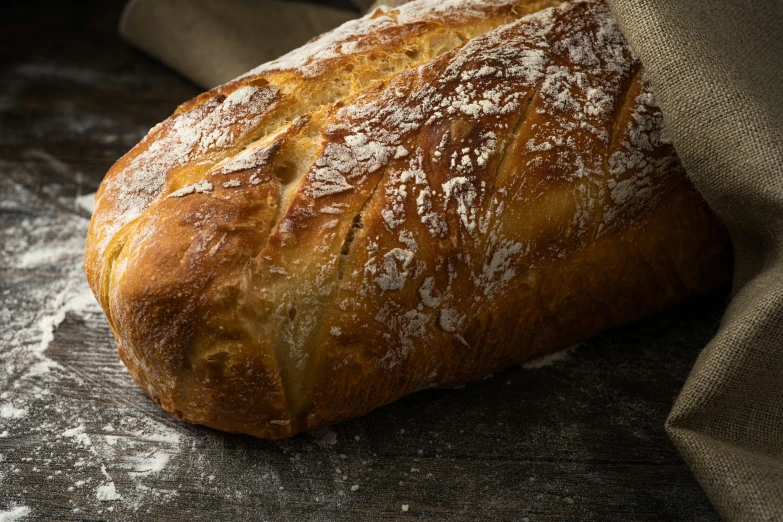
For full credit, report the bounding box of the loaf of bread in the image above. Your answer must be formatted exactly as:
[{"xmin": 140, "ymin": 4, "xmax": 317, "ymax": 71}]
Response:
[{"xmin": 86, "ymin": 0, "xmax": 731, "ymax": 438}]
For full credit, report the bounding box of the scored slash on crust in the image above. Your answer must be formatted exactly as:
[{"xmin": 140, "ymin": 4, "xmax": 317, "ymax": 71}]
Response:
[{"xmin": 85, "ymin": 0, "xmax": 730, "ymax": 439}]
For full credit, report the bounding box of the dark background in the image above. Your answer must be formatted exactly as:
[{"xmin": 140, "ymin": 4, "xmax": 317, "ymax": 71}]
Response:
[{"xmin": 0, "ymin": 1, "xmax": 725, "ymax": 520}]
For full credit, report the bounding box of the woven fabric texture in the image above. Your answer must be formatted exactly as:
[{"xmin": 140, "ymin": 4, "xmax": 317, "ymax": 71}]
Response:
[
  {"xmin": 607, "ymin": 1, "xmax": 783, "ymax": 520},
  {"xmin": 118, "ymin": 0, "xmax": 783, "ymax": 518}
]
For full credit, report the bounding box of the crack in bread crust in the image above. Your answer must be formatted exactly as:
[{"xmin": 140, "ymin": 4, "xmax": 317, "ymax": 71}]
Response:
[{"xmin": 86, "ymin": 0, "xmax": 731, "ymax": 438}]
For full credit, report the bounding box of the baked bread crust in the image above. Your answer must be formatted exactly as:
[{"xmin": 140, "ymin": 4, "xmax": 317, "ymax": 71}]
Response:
[{"xmin": 86, "ymin": 0, "xmax": 731, "ymax": 438}]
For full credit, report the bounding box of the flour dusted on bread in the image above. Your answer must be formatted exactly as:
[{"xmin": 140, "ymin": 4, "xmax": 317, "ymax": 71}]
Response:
[
  {"xmin": 86, "ymin": 0, "xmax": 730, "ymax": 438},
  {"xmin": 91, "ymin": 0, "xmax": 559, "ymax": 258}
]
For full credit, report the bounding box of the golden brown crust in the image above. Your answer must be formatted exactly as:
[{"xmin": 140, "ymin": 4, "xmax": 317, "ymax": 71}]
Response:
[{"xmin": 86, "ymin": 0, "xmax": 731, "ymax": 439}]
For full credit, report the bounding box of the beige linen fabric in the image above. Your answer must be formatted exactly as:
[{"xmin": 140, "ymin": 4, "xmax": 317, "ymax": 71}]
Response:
[
  {"xmin": 368, "ymin": 0, "xmax": 411, "ymax": 10},
  {"xmin": 606, "ymin": 0, "xmax": 783, "ymax": 520},
  {"xmin": 119, "ymin": 0, "xmax": 783, "ymax": 518},
  {"xmin": 119, "ymin": 0, "xmax": 355, "ymax": 88}
]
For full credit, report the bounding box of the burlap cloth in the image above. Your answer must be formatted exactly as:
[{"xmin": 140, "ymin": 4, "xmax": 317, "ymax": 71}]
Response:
[
  {"xmin": 607, "ymin": 1, "xmax": 783, "ymax": 520},
  {"xmin": 119, "ymin": 0, "xmax": 357, "ymax": 88},
  {"xmin": 119, "ymin": 0, "xmax": 783, "ymax": 519}
]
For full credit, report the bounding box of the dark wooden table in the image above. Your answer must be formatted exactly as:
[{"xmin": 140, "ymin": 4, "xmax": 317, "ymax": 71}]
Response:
[{"xmin": 0, "ymin": 1, "xmax": 724, "ymax": 520}]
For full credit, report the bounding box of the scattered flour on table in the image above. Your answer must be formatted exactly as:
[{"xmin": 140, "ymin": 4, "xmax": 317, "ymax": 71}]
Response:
[
  {"xmin": 0, "ymin": 0, "xmax": 646, "ymax": 516},
  {"xmin": 0, "ymin": 155, "xmax": 189, "ymax": 514},
  {"xmin": 0, "ymin": 153, "xmax": 358, "ymax": 517},
  {"xmin": 521, "ymin": 345, "xmax": 580, "ymax": 369},
  {"xmin": 96, "ymin": 483, "xmax": 122, "ymax": 502},
  {"xmin": 0, "ymin": 405, "xmax": 28, "ymax": 419},
  {"xmin": 75, "ymin": 192, "xmax": 95, "ymax": 214},
  {"xmin": 0, "ymin": 506, "xmax": 31, "ymax": 522}
]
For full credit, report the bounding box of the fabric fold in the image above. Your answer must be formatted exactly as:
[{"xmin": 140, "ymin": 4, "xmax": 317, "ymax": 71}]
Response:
[
  {"xmin": 607, "ymin": 0, "xmax": 783, "ymax": 519},
  {"xmin": 119, "ymin": 0, "xmax": 356, "ymax": 88},
  {"xmin": 118, "ymin": 0, "xmax": 783, "ymax": 517}
]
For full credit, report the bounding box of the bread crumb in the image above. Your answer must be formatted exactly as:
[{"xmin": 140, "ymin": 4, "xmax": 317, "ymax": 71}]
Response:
[
  {"xmin": 402, "ymin": 504, "xmax": 409, "ymax": 512},
  {"xmin": 350, "ymin": 484, "xmax": 360, "ymax": 492}
]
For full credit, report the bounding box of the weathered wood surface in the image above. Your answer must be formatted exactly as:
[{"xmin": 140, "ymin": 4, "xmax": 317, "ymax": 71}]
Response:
[{"xmin": 0, "ymin": 1, "xmax": 723, "ymax": 520}]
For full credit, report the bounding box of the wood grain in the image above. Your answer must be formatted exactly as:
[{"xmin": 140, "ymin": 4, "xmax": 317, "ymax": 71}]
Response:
[{"xmin": 0, "ymin": 1, "xmax": 722, "ymax": 520}]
